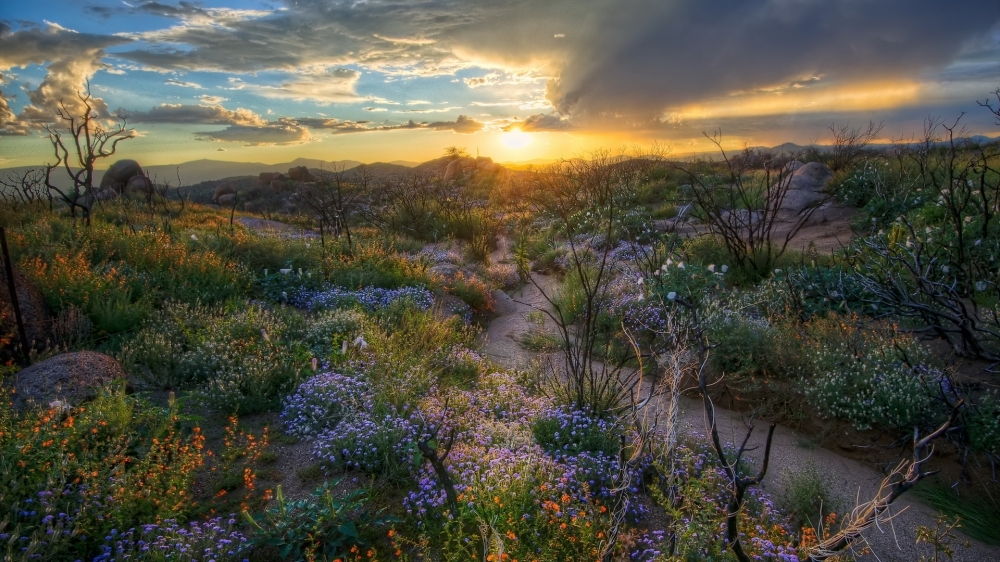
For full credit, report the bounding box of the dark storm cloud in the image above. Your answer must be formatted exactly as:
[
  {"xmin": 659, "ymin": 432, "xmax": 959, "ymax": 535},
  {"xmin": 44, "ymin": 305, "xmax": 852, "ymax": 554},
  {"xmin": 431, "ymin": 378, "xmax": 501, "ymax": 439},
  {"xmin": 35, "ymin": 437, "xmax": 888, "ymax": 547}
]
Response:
[{"xmin": 546, "ymin": 0, "xmax": 998, "ymax": 119}]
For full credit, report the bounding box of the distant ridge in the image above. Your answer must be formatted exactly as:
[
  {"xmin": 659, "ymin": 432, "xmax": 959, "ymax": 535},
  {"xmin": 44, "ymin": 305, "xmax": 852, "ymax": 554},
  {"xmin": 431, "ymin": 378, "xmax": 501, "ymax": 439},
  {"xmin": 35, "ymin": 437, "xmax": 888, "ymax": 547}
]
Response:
[{"xmin": 4, "ymin": 135, "xmax": 997, "ymax": 189}]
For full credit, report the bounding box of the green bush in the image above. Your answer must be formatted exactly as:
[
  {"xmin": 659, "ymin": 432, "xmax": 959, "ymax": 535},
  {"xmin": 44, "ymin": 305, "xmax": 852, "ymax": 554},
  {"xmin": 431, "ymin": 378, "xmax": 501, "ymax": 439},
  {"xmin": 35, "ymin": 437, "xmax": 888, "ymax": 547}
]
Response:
[
  {"xmin": 800, "ymin": 323, "xmax": 944, "ymax": 431},
  {"xmin": 777, "ymin": 463, "xmax": 836, "ymax": 530},
  {"xmin": 119, "ymin": 301, "xmax": 309, "ymax": 414},
  {"xmin": 304, "ymin": 308, "xmax": 364, "ymax": 358},
  {"xmin": 244, "ymin": 481, "xmax": 396, "ymax": 560}
]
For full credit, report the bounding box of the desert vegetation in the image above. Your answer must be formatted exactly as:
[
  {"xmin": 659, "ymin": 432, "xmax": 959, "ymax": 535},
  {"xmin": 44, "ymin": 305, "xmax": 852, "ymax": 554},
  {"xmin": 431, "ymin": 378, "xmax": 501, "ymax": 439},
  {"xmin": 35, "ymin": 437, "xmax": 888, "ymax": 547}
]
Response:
[{"xmin": 1, "ymin": 89, "xmax": 1000, "ymax": 562}]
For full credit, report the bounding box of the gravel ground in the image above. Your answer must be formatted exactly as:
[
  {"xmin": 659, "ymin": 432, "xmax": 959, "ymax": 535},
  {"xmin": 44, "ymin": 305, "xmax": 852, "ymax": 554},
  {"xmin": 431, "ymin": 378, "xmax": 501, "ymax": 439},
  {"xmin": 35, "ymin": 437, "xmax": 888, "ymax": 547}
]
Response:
[{"xmin": 481, "ymin": 269, "xmax": 1000, "ymax": 562}]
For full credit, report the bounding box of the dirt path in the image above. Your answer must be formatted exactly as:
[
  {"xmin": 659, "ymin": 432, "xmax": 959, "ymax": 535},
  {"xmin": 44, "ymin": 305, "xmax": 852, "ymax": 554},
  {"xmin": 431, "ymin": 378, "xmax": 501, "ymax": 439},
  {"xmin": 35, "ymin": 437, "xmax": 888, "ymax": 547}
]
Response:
[{"xmin": 480, "ymin": 270, "xmax": 999, "ymax": 561}]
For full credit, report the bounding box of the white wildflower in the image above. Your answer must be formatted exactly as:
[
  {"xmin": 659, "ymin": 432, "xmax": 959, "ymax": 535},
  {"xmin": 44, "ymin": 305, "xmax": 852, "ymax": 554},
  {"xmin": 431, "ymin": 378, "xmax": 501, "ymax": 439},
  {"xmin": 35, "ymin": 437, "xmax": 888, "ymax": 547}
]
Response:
[
  {"xmin": 975, "ymin": 280, "xmax": 988, "ymax": 292},
  {"xmin": 677, "ymin": 261, "xmax": 685, "ymax": 269},
  {"xmin": 707, "ymin": 264, "xmax": 715, "ymax": 272},
  {"xmin": 190, "ymin": 234, "xmax": 198, "ymax": 241},
  {"xmin": 721, "ymin": 265, "xmax": 728, "ymax": 273},
  {"xmin": 667, "ymin": 291, "xmax": 677, "ymax": 301},
  {"xmin": 280, "ymin": 268, "xmax": 292, "ymax": 274},
  {"xmin": 353, "ymin": 335, "xmax": 368, "ymax": 350}
]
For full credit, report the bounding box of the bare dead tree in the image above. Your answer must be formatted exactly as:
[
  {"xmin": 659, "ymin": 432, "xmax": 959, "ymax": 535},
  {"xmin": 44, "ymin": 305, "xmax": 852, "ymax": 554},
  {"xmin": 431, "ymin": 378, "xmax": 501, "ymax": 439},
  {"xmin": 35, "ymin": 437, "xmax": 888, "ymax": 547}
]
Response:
[
  {"xmin": 522, "ymin": 150, "xmax": 654, "ymax": 416},
  {"xmin": 0, "ymin": 168, "xmax": 52, "ymax": 211},
  {"xmin": 848, "ymin": 116, "xmax": 1000, "ymax": 366},
  {"xmin": 978, "ymin": 87, "xmax": 1000, "ymax": 125},
  {"xmin": 296, "ymin": 163, "xmax": 363, "ymax": 249},
  {"xmin": 672, "ymin": 131, "xmax": 820, "ymax": 281},
  {"xmin": 42, "ymin": 84, "xmax": 134, "ymax": 226},
  {"xmin": 826, "ymin": 121, "xmax": 885, "ymax": 172},
  {"xmin": 803, "ymin": 403, "xmax": 963, "ymax": 561}
]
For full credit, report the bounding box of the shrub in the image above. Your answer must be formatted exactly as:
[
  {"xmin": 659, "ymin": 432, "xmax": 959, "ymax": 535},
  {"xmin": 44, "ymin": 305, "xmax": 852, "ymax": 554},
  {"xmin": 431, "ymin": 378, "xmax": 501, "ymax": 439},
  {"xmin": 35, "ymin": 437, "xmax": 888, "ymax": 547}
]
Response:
[
  {"xmin": 120, "ymin": 301, "xmax": 309, "ymax": 414},
  {"xmin": 800, "ymin": 320, "xmax": 945, "ymax": 431},
  {"xmin": 776, "ymin": 463, "xmax": 836, "ymax": 530},
  {"xmin": 244, "ymin": 481, "xmax": 395, "ymax": 561},
  {"xmin": 965, "ymin": 390, "xmax": 1000, "ymax": 455},
  {"xmin": 304, "ymin": 308, "xmax": 364, "ymax": 357}
]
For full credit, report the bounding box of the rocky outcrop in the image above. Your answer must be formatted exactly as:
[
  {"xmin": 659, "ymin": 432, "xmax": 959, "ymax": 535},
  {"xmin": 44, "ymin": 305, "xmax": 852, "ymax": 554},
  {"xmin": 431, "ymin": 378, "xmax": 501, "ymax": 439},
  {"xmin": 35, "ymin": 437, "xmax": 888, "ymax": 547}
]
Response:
[
  {"xmin": 777, "ymin": 162, "xmax": 833, "ymax": 213},
  {"xmin": 217, "ymin": 193, "xmax": 237, "ymax": 206},
  {"xmin": 9, "ymin": 351, "xmax": 125, "ymax": 410},
  {"xmin": 443, "ymin": 160, "xmax": 464, "ymax": 182},
  {"xmin": 259, "ymin": 172, "xmax": 286, "ymax": 182},
  {"xmin": 212, "ymin": 181, "xmax": 236, "ymax": 203},
  {"xmin": 126, "ymin": 174, "xmax": 155, "ymax": 195},
  {"xmin": 100, "ymin": 159, "xmax": 144, "ymax": 193},
  {"xmin": 287, "ymin": 166, "xmax": 314, "ymax": 181}
]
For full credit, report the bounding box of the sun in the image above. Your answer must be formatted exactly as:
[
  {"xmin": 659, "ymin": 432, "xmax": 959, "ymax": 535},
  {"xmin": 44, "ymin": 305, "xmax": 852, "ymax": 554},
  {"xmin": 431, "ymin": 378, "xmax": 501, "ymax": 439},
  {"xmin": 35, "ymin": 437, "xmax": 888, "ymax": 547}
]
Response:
[{"xmin": 501, "ymin": 129, "xmax": 532, "ymax": 149}]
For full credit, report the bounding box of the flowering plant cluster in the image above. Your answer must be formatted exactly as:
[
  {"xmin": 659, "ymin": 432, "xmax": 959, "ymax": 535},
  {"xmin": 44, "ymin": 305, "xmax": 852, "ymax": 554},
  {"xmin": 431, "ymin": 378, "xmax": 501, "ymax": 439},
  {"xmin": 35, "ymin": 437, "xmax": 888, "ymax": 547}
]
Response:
[
  {"xmin": 92, "ymin": 516, "xmax": 248, "ymax": 562},
  {"xmin": 292, "ymin": 284, "xmax": 435, "ymax": 313},
  {"xmin": 800, "ymin": 321, "xmax": 944, "ymax": 431},
  {"xmin": 281, "ymin": 370, "xmax": 374, "ymax": 438},
  {"xmin": 665, "ymin": 442, "xmax": 800, "ymax": 561},
  {"xmin": 0, "ymin": 390, "xmax": 206, "ymax": 561}
]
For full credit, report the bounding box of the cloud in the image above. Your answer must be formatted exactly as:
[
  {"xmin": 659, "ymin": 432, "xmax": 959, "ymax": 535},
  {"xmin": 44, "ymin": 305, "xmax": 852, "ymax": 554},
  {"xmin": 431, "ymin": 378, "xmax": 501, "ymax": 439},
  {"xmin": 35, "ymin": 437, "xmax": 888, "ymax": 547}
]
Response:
[
  {"xmin": 125, "ymin": 103, "xmax": 266, "ymax": 126},
  {"xmin": 0, "ymin": 89, "xmax": 29, "ymax": 136},
  {"xmin": 291, "ymin": 117, "xmax": 425, "ymax": 134},
  {"xmin": 395, "ymin": 106, "xmax": 462, "ymax": 114},
  {"xmin": 464, "ymin": 73, "xmax": 502, "ymax": 88},
  {"xmin": 363, "ymin": 107, "xmax": 388, "ymax": 112},
  {"xmin": 198, "ymin": 94, "xmax": 227, "ymax": 104},
  {"xmin": 427, "ymin": 115, "xmax": 483, "ymax": 134},
  {"xmin": 544, "ymin": 0, "xmax": 997, "ymax": 123},
  {"xmin": 0, "ymin": 22, "xmax": 131, "ymax": 132},
  {"xmin": 252, "ymin": 68, "xmax": 364, "ymax": 104},
  {"xmin": 504, "ymin": 112, "xmax": 571, "ymax": 132},
  {"xmin": 195, "ymin": 119, "xmax": 311, "ymax": 145},
  {"xmin": 165, "ymin": 78, "xmax": 202, "ymax": 89}
]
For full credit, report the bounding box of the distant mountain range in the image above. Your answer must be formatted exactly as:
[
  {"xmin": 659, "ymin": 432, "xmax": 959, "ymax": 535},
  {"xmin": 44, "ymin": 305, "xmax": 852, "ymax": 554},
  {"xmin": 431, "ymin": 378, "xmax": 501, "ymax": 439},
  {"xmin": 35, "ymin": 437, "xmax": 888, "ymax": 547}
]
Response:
[
  {"xmin": 0, "ymin": 157, "xmax": 422, "ymax": 190},
  {"xmin": 3, "ymin": 136, "xmax": 997, "ymax": 189}
]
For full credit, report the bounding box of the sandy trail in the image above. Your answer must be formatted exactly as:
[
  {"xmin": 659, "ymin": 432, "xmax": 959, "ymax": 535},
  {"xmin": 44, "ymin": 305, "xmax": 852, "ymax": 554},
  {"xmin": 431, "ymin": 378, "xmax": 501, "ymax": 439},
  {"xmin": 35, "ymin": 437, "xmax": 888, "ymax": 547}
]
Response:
[{"xmin": 480, "ymin": 267, "xmax": 999, "ymax": 562}]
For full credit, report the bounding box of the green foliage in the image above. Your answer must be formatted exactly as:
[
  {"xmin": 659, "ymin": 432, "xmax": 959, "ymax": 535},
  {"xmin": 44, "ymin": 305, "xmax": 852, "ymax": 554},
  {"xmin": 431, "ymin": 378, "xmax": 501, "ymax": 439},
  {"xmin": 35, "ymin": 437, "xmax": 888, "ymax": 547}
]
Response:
[
  {"xmin": 800, "ymin": 321, "xmax": 944, "ymax": 431},
  {"xmin": 88, "ymin": 289, "xmax": 153, "ymax": 335},
  {"xmin": 914, "ymin": 482, "xmax": 1000, "ymax": 546},
  {"xmin": 119, "ymin": 301, "xmax": 309, "ymax": 414},
  {"xmin": 244, "ymin": 481, "xmax": 396, "ymax": 561},
  {"xmin": 964, "ymin": 390, "xmax": 1000, "ymax": 455},
  {"xmin": 777, "ymin": 463, "xmax": 836, "ymax": 530},
  {"xmin": 304, "ymin": 308, "xmax": 364, "ymax": 358}
]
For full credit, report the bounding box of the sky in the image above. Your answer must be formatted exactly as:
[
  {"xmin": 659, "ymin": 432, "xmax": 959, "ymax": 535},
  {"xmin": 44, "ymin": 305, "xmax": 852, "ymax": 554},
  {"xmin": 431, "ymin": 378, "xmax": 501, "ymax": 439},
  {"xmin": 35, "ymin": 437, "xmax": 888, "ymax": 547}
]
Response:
[{"xmin": 1, "ymin": 0, "xmax": 998, "ymax": 168}]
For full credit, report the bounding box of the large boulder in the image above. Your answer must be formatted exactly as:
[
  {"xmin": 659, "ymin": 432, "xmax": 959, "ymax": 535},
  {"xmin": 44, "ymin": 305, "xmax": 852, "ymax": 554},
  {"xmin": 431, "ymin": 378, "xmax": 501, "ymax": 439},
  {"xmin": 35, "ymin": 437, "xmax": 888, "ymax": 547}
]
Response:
[
  {"xmin": 287, "ymin": 166, "xmax": 314, "ymax": 181},
  {"xmin": 99, "ymin": 159, "xmax": 144, "ymax": 193},
  {"xmin": 460, "ymin": 157, "xmax": 478, "ymax": 169},
  {"xmin": 217, "ymin": 193, "xmax": 237, "ymax": 206},
  {"xmin": 125, "ymin": 174, "xmax": 154, "ymax": 195},
  {"xmin": 443, "ymin": 160, "xmax": 464, "ymax": 182},
  {"xmin": 0, "ymin": 266, "xmax": 52, "ymax": 361},
  {"xmin": 778, "ymin": 162, "xmax": 833, "ymax": 213},
  {"xmin": 9, "ymin": 351, "xmax": 125, "ymax": 410},
  {"xmin": 259, "ymin": 172, "xmax": 285, "ymax": 182},
  {"xmin": 212, "ymin": 181, "xmax": 237, "ymax": 202}
]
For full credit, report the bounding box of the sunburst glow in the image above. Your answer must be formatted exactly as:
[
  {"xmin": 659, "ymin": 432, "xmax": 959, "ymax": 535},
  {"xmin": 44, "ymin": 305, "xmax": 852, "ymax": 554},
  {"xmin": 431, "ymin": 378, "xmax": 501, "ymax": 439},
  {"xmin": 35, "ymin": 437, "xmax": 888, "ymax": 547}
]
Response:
[{"xmin": 501, "ymin": 129, "xmax": 532, "ymax": 149}]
